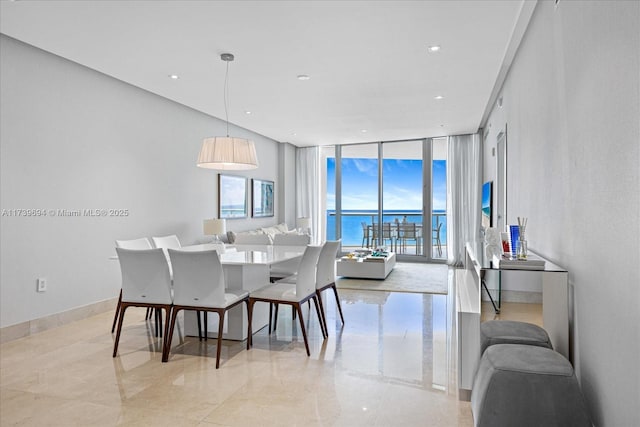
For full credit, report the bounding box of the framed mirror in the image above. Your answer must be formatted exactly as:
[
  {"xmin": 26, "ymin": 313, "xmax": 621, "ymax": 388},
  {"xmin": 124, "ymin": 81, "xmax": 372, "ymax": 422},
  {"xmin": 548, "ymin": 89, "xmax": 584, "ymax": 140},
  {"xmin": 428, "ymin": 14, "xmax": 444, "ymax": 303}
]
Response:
[
  {"xmin": 218, "ymin": 174, "xmax": 247, "ymax": 219},
  {"xmin": 252, "ymin": 179, "xmax": 274, "ymax": 217}
]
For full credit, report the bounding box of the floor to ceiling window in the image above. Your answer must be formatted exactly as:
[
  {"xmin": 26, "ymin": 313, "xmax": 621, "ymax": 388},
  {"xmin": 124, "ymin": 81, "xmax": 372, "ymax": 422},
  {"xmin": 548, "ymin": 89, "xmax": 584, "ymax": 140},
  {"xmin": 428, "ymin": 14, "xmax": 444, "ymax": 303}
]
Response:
[
  {"xmin": 322, "ymin": 138, "xmax": 448, "ymax": 262},
  {"xmin": 432, "ymin": 137, "xmax": 448, "ymax": 260}
]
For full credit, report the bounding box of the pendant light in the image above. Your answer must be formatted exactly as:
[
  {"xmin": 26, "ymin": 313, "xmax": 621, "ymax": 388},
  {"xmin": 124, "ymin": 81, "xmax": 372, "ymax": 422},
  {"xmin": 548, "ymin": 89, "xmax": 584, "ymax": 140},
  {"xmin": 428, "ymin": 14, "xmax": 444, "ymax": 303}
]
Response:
[{"xmin": 197, "ymin": 53, "xmax": 258, "ymax": 170}]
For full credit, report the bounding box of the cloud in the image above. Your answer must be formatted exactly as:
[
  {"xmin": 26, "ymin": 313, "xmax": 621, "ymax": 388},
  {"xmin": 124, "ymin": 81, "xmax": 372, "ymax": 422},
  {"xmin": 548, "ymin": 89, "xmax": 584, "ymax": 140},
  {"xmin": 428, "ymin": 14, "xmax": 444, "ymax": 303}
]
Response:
[{"xmin": 349, "ymin": 158, "xmax": 378, "ymax": 176}]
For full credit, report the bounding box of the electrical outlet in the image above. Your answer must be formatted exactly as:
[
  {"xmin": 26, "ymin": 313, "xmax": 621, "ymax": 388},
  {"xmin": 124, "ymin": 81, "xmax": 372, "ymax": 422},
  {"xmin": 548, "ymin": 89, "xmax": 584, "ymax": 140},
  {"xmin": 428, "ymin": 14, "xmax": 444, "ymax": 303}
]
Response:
[{"xmin": 37, "ymin": 278, "xmax": 47, "ymax": 293}]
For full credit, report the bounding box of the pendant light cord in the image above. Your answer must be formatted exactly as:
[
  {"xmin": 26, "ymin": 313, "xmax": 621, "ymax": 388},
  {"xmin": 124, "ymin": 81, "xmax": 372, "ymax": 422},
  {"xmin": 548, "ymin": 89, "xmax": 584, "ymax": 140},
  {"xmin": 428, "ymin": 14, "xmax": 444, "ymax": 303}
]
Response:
[{"xmin": 224, "ymin": 60, "xmax": 230, "ymax": 137}]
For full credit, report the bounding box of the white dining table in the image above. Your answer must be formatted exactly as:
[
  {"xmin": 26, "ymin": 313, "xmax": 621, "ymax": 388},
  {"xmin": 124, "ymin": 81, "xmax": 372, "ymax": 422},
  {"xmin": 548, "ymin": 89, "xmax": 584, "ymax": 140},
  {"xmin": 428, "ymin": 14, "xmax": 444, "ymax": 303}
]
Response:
[{"xmin": 111, "ymin": 243, "xmax": 306, "ymax": 341}]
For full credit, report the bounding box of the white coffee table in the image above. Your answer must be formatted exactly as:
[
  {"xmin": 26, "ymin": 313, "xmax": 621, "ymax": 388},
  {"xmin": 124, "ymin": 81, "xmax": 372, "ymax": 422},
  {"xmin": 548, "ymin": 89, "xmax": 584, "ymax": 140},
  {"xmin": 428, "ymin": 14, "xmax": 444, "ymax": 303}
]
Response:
[{"xmin": 336, "ymin": 252, "xmax": 396, "ymax": 279}]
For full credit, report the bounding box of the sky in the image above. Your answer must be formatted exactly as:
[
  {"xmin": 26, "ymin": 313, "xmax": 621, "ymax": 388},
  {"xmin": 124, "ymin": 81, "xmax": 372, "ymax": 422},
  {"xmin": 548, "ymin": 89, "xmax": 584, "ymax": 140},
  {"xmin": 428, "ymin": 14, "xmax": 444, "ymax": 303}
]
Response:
[{"xmin": 326, "ymin": 158, "xmax": 447, "ymax": 211}]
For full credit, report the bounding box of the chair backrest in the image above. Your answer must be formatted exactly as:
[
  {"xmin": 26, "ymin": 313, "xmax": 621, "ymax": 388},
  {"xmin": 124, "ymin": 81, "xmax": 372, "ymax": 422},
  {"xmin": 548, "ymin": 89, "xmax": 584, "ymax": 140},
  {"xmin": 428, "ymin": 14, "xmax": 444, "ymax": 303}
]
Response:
[
  {"xmin": 115, "ymin": 248, "xmax": 172, "ymax": 304},
  {"xmin": 361, "ymin": 222, "xmax": 369, "ymax": 236},
  {"xmin": 295, "ymin": 245, "xmax": 322, "ymax": 298},
  {"xmin": 151, "ymin": 235, "xmax": 181, "ymax": 249},
  {"xmin": 316, "ymin": 240, "xmax": 340, "ymax": 288},
  {"xmin": 234, "ymin": 233, "xmax": 272, "ymax": 245},
  {"xmin": 273, "ymin": 233, "xmax": 310, "ymax": 246},
  {"xmin": 168, "ymin": 249, "xmax": 226, "ymax": 308},
  {"xmin": 401, "ymin": 223, "xmax": 418, "ymax": 238},
  {"xmin": 382, "ymin": 223, "xmax": 394, "ymax": 238},
  {"xmin": 115, "ymin": 237, "xmax": 152, "ymax": 250},
  {"xmin": 433, "ymin": 221, "xmax": 442, "ymax": 237}
]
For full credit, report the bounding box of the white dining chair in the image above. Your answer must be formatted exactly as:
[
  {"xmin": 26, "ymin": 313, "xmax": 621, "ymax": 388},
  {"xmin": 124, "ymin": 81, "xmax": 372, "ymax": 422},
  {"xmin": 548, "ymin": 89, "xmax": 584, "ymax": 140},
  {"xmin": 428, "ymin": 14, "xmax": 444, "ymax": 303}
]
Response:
[
  {"xmin": 151, "ymin": 234, "xmax": 181, "ymax": 250},
  {"xmin": 247, "ymin": 245, "xmax": 325, "ymax": 356},
  {"xmin": 313, "ymin": 240, "xmax": 343, "ymax": 333},
  {"xmin": 165, "ymin": 249, "xmax": 249, "ymax": 367},
  {"xmin": 112, "ymin": 248, "xmax": 173, "ymax": 359},
  {"xmin": 112, "ymin": 238, "xmax": 153, "ymax": 333},
  {"xmin": 151, "ymin": 234, "xmax": 210, "ymax": 341},
  {"xmin": 276, "ymin": 240, "xmax": 342, "ymax": 336}
]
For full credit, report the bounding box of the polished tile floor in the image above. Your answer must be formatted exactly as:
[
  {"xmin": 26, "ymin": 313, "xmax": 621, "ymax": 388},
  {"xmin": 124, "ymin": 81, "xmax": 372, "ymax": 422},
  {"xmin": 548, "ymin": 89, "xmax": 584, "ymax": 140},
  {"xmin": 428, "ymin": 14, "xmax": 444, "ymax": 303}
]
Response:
[{"xmin": 1, "ymin": 269, "xmax": 541, "ymax": 426}]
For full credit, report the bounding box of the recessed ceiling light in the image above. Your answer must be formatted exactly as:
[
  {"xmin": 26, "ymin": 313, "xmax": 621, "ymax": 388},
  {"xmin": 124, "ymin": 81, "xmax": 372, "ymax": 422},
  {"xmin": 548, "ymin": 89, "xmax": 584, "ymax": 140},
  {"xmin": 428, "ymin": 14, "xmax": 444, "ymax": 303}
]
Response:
[
  {"xmin": 297, "ymin": 75, "xmax": 310, "ymax": 81},
  {"xmin": 360, "ymin": 129, "xmax": 367, "ymax": 133},
  {"xmin": 168, "ymin": 74, "xmax": 179, "ymax": 80},
  {"xmin": 292, "ymin": 132, "xmax": 297, "ymax": 136},
  {"xmin": 427, "ymin": 45, "xmax": 441, "ymax": 53},
  {"xmin": 434, "ymin": 95, "xmax": 444, "ymax": 100},
  {"xmin": 245, "ymin": 111, "xmax": 252, "ymax": 115}
]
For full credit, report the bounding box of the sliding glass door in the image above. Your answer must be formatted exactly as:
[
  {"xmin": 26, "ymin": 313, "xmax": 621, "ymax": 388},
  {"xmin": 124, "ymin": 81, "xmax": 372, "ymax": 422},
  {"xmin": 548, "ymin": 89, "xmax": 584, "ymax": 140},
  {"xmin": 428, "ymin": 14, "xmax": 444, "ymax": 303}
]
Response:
[
  {"xmin": 323, "ymin": 138, "xmax": 448, "ymax": 262},
  {"xmin": 382, "ymin": 140, "xmax": 423, "ymax": 256}
]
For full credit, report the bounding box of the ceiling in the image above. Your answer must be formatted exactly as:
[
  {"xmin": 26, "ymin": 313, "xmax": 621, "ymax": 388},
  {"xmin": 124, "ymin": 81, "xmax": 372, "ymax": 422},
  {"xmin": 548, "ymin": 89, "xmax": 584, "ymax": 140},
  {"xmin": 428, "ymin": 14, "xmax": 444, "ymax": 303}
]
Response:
[{"xmin": 0, "ymin": 0, "xmax": 527, "ymax": 147}]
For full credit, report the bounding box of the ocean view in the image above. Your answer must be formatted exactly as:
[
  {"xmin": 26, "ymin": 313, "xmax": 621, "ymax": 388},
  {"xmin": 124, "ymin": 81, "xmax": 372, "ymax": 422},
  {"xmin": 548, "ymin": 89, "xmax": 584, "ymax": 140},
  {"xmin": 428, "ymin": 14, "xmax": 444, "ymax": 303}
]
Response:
[{"xmin": 326, "ymin": 209, "xmax": 447, "ymax": 247}]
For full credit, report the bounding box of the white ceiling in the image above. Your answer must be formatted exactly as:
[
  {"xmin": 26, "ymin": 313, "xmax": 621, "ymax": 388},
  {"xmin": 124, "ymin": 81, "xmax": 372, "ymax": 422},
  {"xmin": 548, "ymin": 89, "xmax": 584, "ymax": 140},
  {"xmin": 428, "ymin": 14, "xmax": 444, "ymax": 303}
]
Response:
[{"xmin": 0, "ymin": 0, "xmax": 527, "ymax": 147}]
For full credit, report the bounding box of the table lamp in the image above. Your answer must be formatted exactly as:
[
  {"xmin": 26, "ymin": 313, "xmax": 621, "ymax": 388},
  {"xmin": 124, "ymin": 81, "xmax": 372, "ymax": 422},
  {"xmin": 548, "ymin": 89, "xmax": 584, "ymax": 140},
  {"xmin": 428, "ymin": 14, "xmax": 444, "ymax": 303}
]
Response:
[
  {"xmin": 203, "ymin": 218, "xmax": 227, "ymax": 243},
  {"xmin": 296, "ymin": 217, "xmax": 311, "ymax": 235}
]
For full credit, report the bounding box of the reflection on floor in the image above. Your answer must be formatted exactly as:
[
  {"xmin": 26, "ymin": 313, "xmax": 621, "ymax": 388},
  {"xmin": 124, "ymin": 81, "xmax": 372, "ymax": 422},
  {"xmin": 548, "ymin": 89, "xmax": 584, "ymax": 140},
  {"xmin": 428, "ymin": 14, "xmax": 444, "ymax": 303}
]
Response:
[{"xmin": 0, "ymin": 269, "xmax": 541, "ymax": 426}]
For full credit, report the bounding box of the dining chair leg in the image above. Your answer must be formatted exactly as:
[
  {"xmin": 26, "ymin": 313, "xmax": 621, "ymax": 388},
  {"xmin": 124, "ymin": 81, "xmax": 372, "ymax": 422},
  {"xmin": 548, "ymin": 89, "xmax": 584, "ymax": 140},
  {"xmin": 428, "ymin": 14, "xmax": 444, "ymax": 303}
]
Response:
[
  {"xmin": 203, "ymin": 312, "xmax": 208, "ymax": 341},
  {"xmin": 163, "ymin": 307, "xmax": 179, "ymax": 362},
  {"xmin": 312, "ymin": 295, "xmax": 327, "ymax": 338},
  {"xmin": 111, "ymin": 289, "xmax": 122, "ymax": 333},
  {"xmin": 331, "ymin": 284, "xmax": 345, "ymax": 325},
  {"xmin": 268, "ymin": 303, "xmax": 273, "ymax": 334},
  {"xmin": 273, "ymin": 303, "xmax": 279, "ymax": 333},
  {"xmin": 295, "ymin": 303, "xmax": 311, "ymax": 356},
  {"xmin": 161, "ymin": 305, "xmax": 171, "ymax": 353},
  {"xmin": 154, "ymin": 308, "xmax": 162, "ymax": 338},
  {"xmin": 112, "ymin": 304, "xmax": 129, "ymax": 357},
  {"xmin": 313, "ymin": 292, "xmax": 328, "ymax": 338},
  {"xmin": 215, "ymin": 309, "xmax": 225, "ymax": 369},
  {"xmin": 247, "ymin": 300, "xmax": 255, "ymax": 349},
  {"xmin": 197, "ymin": 310, "xmax": 203, "ymax": 341}
]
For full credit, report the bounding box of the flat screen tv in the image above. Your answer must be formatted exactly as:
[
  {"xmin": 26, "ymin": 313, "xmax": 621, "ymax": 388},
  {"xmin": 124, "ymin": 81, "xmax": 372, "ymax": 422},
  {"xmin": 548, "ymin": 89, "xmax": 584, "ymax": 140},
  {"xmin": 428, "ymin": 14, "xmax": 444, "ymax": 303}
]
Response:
[{"xmin": 482, "ymin": 181, "xmax": 492, "ymax": 229}]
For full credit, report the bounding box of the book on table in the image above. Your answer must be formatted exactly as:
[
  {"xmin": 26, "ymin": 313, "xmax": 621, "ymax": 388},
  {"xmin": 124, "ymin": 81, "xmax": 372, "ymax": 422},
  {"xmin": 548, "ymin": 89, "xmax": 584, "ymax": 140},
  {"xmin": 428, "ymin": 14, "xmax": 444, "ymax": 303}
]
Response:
[
  {"xmin": 364, "ymin": 254, "xmax": 388, "ymax": 262},
  {"xmin": 493, "ymin": 254, "xmax": 545, "ymax": 270}
]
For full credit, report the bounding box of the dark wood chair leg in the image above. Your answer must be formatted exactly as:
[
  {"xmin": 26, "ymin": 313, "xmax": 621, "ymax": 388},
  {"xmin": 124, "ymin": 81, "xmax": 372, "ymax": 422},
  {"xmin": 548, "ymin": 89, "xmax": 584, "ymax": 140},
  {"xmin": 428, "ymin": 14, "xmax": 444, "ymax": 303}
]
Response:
[
  {"xmin": 314, "ymin": 292, "xmax": 328, "ymax": 338},
  {"xmin": 197, "ymin": 310, "xmax": 202, "ymax": 341},
  {"xmin": 247, "ymin": 299, "xmax": 255, "ymax": 349},
  {"xmin": 163, "ymin": 306, "xmax": 179, "ymax": 362},
  {"xmin": 154, "ymin": 308, "xmax": 161, "ymax": 337},
  {"xmin": 245, "ymin": 299, "xmax": 251, "ymax": 348},
  {"xmin": 273, "ymin": 303, "xmax": 279, "ymax": 333},
  {"xmin": 268, "ymin": 303, "xmax": 273, "ymax": 334},
  {"xmin": 215, "ymin": 309, "xmax": 225, "ymax": 369},
  {"xmin": 161, "ymin": 305, "xmax": 170, "ymax": 352},
  {"xmin": 113, "ymin": 304, "xmax": 128, "ymax": 357},
  {"xmin": 111, "ymin": 289, "xmax": 122, "ymax": 333},
  {"xmin": 331, "ymin": 284, "xmax": 345, "ymax": 325},
  {"xmin": 295, "ymin": 303, "xmax": 311, "ymax": 356},
  {"xmin": 204, "ymin": 312, "xmax": 208, "ymax": 341}
]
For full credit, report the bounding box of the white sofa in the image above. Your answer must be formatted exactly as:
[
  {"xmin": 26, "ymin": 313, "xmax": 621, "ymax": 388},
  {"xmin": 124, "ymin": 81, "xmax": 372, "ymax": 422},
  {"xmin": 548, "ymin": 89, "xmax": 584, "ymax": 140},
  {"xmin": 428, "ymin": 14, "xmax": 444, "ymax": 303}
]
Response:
[{"xmin": 229, "ymin": 223, "xmax": 307, "ymax": 245}]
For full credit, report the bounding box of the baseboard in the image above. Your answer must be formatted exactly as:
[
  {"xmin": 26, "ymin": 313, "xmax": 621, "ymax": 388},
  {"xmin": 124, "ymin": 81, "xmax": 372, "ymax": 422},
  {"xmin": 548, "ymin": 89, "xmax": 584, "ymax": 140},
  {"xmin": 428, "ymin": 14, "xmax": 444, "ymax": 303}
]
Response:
[
  {"xmin": 481, "ymin": 290, "xmax": 542, "ymax": 304},
  {"xmin": 0, "ymin": 297, "xmax": 118, "ymax": 344}
]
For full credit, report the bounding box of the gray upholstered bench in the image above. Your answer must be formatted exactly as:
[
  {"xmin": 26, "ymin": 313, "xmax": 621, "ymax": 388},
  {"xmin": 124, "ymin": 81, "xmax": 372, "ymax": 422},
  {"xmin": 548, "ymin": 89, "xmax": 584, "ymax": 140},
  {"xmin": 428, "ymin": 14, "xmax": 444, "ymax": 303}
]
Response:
[
  {"xmin": 471, "ymin": 344, "xmax": 591, "ymax": 427},
  {"xmin": 480, "ymin": 320, "xmax": 552, "ymax": 355}
]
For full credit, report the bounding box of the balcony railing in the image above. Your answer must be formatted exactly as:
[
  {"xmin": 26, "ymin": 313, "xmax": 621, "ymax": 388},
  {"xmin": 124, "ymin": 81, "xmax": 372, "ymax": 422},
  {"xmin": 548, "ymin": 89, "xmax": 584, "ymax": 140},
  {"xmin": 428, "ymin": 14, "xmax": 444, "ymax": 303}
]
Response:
[{"xmin": 326, "ymin": 210, "xmax": 447, "ymax": 258}]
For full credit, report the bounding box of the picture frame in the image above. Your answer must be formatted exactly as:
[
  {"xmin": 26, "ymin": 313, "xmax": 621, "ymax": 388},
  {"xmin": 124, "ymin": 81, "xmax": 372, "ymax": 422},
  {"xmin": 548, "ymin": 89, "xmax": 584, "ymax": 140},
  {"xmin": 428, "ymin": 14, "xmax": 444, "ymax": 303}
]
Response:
[
  {"xmin": 252, "ymin": 178, "xmax": 274, "ymax": 217},
  {"xmin": 481, "ymin": 181, "xmax": 493, "ymax": 229},
  {"xmin": 218, "ymin": 174, "xmax": 247, "ymax": 219}
]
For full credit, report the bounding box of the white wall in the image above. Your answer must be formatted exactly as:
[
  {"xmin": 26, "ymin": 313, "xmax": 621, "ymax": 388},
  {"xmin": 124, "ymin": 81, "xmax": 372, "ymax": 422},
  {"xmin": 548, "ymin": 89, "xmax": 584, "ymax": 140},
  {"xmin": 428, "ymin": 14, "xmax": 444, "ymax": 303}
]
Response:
[
  {"xmin": 0, "ymin": 35, "xmax": 285, "ymax": 328},
  {"xmin": 482, "ymin": 2, "xmax": 639, "ymax": 425}
]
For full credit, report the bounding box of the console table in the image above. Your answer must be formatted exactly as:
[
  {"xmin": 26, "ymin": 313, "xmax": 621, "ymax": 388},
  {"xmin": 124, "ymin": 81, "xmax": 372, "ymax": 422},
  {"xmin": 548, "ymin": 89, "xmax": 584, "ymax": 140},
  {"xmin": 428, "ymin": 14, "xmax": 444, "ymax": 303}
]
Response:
[{"xmin": 456, "ymin": 243, "xmax": 569, "ymax": 393}]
